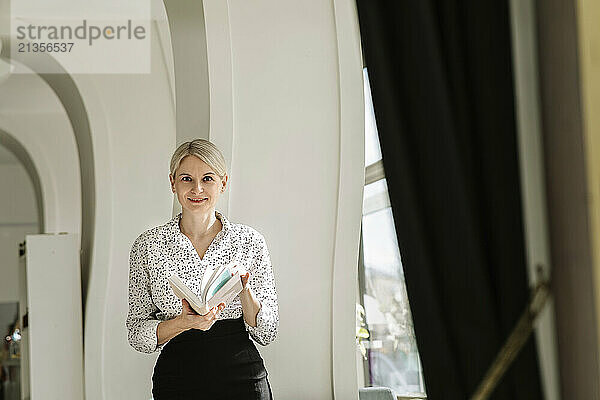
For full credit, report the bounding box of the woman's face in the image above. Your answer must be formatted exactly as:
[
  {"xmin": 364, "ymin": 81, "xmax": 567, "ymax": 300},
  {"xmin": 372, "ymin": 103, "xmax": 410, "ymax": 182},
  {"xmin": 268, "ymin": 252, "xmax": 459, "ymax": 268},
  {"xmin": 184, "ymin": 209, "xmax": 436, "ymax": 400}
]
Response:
[{"xmin": 169, "ymin": 155, "xmax": 227, "ymax": 214}]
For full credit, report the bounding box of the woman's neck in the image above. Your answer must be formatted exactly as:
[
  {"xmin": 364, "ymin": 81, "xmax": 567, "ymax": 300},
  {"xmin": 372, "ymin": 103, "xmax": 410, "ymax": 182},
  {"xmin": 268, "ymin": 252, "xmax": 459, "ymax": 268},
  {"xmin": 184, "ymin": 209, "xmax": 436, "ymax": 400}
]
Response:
[{"xmin": 179, "ymin": 208, "xmax": 221, "ymax": 241}]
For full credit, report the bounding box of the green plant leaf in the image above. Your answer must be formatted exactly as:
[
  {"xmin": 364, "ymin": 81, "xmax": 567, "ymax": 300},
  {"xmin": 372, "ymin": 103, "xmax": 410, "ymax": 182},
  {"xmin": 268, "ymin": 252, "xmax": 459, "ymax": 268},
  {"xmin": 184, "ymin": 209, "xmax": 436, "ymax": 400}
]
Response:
[{"xmin": 356, "ymin": 327, "xmax": 370, "ymax": 339}]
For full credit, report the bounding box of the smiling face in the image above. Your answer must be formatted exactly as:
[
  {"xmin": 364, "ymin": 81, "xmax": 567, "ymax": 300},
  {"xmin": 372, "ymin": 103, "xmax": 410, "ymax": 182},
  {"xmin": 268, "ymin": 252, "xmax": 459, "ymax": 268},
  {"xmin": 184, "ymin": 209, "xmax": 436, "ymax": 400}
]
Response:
[{"xmin": 169, "ymin": 155, "xmax": 228, "ymax": 214}]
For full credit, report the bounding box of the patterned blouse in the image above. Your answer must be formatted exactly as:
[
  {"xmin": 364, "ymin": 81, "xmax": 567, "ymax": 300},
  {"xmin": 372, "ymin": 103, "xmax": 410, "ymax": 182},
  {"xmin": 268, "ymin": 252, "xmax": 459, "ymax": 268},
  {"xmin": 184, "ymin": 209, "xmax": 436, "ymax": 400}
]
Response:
[{"xmin": 126, "ymin": 210, "xmax": 279, "ymax": 354}]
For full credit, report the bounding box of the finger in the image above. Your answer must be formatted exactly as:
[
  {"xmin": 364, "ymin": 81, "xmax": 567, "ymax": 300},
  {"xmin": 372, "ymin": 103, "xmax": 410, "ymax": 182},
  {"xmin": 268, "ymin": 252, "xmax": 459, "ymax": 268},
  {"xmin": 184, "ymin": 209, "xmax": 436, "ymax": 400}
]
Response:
[
  {"xmin": 203, "ymin": 309, "xmax": 217, "ymax": 321},
  {"xmin": 241, "ymin": 273, "xmax": 250, "ymax": 288},
  {"xmin": 183, "ymin": 299, "xmax": 195, "ymax": 309},
  {"xmin": 202, "ymin": 307, "xmax": 215, "ymax": 317},
  {"xmin": 183, "ymin": 300, "xmax": 199, "ymax": 315}
]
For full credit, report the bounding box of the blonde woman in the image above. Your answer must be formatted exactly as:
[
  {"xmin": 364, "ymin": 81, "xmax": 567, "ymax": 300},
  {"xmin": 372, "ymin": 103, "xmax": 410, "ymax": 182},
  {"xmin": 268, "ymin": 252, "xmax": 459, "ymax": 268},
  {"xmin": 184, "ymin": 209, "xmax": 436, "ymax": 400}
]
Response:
[{"xmin": 126, "ymin": 139, "xmax": 278, "ymax": 399}]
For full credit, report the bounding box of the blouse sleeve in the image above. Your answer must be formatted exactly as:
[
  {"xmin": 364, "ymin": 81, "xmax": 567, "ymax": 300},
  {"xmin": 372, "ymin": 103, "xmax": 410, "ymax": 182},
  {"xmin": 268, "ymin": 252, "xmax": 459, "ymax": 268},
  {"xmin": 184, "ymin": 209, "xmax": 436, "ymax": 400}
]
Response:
[
  {"xmin": 244, "ymin": 233, "xmax": 279, "ymax": 346},
  {"xmin": 126, "ymin": 235, "xmax": 165, "ymax": 354}
]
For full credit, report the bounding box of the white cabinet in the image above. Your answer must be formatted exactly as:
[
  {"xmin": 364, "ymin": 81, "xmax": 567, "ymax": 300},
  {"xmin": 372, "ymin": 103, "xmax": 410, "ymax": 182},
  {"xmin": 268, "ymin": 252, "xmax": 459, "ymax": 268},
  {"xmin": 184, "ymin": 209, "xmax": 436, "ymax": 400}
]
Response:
[
  {"xmin": 18, "ymin": 248, "xmax": 29, "ymax": 400},
  {"xmin": 19, "ymin": 233, "xmax": 84, "ymax": 400}
]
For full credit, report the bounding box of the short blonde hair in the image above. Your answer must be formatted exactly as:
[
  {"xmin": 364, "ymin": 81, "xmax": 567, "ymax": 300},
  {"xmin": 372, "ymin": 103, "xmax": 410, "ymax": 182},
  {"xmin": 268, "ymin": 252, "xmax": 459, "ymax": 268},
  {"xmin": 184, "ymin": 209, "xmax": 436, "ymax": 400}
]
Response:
[{"xmin": 169, "ymin": 139, "xmax": 227, "ymax": 178}]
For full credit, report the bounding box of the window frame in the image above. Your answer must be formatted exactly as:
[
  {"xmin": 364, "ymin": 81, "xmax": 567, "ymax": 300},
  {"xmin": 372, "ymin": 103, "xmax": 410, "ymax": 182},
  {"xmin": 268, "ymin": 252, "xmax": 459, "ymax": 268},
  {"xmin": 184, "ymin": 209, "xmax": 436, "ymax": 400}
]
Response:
[{"xmin": 358, "ymin": 69, "xmax": 427, "ymax": 399}]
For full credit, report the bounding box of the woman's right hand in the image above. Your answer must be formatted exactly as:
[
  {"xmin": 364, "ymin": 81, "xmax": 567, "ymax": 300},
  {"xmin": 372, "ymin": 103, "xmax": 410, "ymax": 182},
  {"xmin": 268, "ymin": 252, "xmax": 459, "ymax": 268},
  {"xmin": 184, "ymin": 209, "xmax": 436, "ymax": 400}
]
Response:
[{"xmin": 176, "ymin": 299, "xmax": 225, "ymax": 331}]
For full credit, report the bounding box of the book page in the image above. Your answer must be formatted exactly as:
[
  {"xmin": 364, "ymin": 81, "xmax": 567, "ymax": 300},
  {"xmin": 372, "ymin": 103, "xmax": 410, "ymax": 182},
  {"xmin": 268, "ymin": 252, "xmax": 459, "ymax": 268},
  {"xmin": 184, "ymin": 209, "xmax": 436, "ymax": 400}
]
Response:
[
  {"xmin": 207, "ymin": 268, "xmax": 232, "ymax": 299},
  {"xmin": 207, "ymin": 272, "xmax": 243, "ymax": 309}
]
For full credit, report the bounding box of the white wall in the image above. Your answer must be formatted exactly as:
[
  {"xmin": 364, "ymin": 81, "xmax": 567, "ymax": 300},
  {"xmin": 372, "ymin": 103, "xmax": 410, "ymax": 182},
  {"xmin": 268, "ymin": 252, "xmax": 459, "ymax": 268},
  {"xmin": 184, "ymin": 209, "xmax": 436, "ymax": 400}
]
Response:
[{"xmin": 228, "ymin": 0, "xmax": 340, "ymax": 392}]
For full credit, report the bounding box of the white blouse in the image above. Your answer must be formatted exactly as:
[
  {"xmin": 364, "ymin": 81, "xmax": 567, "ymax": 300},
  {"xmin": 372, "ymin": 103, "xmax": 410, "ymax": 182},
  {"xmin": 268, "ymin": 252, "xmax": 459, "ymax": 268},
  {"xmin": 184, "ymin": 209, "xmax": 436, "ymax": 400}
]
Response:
[{"xmin": 126, "ymin": 210, "xmax": 279, "ymax": 354}]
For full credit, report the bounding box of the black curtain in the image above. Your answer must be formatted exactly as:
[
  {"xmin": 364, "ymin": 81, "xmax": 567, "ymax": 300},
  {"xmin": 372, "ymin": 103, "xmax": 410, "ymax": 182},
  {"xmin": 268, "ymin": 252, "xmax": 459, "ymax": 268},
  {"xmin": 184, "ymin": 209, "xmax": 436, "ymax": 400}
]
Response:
[{"xmin": 355, "ymin": 1, "xmax": 543, "ymax": 399}]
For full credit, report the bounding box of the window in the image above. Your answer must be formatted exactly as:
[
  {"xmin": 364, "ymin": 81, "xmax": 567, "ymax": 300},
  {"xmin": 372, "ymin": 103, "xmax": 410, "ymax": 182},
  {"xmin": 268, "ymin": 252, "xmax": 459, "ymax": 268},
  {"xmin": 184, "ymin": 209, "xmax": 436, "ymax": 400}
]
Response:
[{"xmin": 357, "ymin": 68, "xmax": 426, "ymax": 398}]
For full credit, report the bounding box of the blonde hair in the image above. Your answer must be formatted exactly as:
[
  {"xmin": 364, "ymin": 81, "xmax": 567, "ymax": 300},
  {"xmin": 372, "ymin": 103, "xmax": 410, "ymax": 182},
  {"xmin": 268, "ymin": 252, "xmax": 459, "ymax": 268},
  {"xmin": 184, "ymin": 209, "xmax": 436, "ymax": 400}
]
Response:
[{"xmin": 169, "ymin": 139, "xmax": 227, "ymax": 178}]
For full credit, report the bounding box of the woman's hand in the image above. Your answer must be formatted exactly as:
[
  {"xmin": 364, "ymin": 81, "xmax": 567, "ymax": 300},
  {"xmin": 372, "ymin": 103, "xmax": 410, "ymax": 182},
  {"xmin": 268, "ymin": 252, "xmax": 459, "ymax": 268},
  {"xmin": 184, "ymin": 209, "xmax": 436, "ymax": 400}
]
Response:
[{"xmin": 176, "ymin": 299, "xmax": 225, "ymax": 331}]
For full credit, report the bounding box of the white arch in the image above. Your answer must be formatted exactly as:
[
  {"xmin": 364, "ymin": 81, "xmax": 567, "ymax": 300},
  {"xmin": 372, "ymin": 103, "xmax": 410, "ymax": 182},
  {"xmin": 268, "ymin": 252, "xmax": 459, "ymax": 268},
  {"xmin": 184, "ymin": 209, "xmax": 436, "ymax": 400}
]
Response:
[
  {"xmin": 0, "ymin": 129, "xmax": 45, "ymax": 233},
  {"xmin": 2, "ymin": 14, "xmax": 177, "ymax": 399},
  {"xmin": 0, "ymin": 66, "xmax": 81, "ymax": 238}
]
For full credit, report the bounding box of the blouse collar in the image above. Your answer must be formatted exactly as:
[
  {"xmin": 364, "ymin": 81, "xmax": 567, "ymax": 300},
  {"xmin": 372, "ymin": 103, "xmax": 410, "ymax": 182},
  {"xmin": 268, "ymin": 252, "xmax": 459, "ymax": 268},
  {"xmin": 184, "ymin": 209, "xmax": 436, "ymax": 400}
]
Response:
[{"xmin": 167, "ymin": 209, "xmax": 231, "ymax": 244}]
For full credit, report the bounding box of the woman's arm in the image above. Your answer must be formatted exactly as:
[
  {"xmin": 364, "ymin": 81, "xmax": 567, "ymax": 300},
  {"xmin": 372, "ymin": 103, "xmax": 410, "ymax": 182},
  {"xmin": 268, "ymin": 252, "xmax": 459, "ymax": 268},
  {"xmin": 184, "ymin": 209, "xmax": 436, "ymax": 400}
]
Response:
[
  {"xmin": 157, "ymin": 318, "xmax": 186, "ymax": 346},
  {"xmin": 126, "ymin": 235, "xmax": 164, "ymax": 354},
  {"xmin": 241, "ymin": 233, "xmax": 279, "ymax": 345},
  {"xmin": 239, "ymin": 284, "xmax": 261, "ymax": 327}
]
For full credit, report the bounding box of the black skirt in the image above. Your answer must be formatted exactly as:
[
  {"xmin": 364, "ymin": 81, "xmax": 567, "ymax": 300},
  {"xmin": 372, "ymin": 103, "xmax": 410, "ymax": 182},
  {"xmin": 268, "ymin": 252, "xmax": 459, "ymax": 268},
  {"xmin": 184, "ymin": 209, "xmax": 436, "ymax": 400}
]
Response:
[{"xmin": 152, "ymin": 317, "xmax": 272, "ymax": 400}]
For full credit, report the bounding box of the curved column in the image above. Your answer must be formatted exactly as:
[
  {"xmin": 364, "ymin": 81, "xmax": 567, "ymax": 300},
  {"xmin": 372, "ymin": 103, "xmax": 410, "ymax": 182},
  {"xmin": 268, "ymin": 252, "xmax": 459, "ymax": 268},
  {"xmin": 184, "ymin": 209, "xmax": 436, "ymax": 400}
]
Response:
[
  {"xmin": 330, "ymin": 0, "xmax": 364, "ymax": 398},
  {"xmin": 203, "ymin": 0, "xmax": 234, "ymax": 215},
  {"xmin": 162, "ymin": 0, "xmax": 210, "ymax": 144},
  {"xmin": 218, "ymin": 1, "xmax": 364, "ymax": 398},
  {"xmin": 70, "ymin": 23, "xmax": 175, "ymax": 400}
]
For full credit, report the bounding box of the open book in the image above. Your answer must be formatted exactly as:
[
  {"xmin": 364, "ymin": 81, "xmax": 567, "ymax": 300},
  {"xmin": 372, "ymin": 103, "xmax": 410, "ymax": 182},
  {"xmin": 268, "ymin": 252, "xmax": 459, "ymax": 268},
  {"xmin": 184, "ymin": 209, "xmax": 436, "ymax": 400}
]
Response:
[{"xmin": 168, "ymin": 262, "xmax": 244, "ymax": 316}]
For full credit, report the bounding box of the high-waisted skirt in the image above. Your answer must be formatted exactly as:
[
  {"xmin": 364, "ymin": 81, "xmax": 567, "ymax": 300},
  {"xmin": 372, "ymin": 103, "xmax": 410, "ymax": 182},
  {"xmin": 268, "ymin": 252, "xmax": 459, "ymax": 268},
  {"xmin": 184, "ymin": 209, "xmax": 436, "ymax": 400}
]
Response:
[{"xmin": 152, "ymin": 317, "xmax": 272, "ymax": 400}]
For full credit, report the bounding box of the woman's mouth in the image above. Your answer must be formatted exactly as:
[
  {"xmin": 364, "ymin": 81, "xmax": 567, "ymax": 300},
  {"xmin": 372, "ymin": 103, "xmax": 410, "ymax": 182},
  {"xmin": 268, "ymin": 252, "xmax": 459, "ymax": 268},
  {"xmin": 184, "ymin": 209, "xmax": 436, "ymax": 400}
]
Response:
[{"xmin": 188, "ymin": 197, "xmax": 208, "ymax": 203}]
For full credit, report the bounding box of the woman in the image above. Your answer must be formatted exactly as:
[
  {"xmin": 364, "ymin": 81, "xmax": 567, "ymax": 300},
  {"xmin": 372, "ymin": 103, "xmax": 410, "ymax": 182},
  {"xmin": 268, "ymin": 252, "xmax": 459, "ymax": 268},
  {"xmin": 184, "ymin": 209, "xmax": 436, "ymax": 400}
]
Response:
[{"xmin": 126, "ymin": 139, "xmax": 279, "ymax": 399}]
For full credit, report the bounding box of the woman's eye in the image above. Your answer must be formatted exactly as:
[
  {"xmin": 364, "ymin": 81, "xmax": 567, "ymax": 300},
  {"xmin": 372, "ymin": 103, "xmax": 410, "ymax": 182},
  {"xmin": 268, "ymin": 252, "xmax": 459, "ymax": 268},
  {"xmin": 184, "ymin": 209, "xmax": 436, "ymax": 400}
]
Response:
[
  {"xmin": 203, "ymin": 176, "xmax": 214, "ymax": 182},
  {"xmin": 181, "ymin": 177, "xmax": 191, "ymax": 182}
]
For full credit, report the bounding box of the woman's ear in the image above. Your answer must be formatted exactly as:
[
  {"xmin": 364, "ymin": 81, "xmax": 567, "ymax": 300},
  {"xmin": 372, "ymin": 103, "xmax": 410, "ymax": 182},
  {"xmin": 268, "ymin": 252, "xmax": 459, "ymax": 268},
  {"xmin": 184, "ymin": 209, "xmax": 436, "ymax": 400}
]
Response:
[
  {"xmin": 220, "ymin": 174, "xmax": 228, "ymax": 193},
  {"xmin": 169, "ymin": 174, "xmax": 175, "ymax": 193}
]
